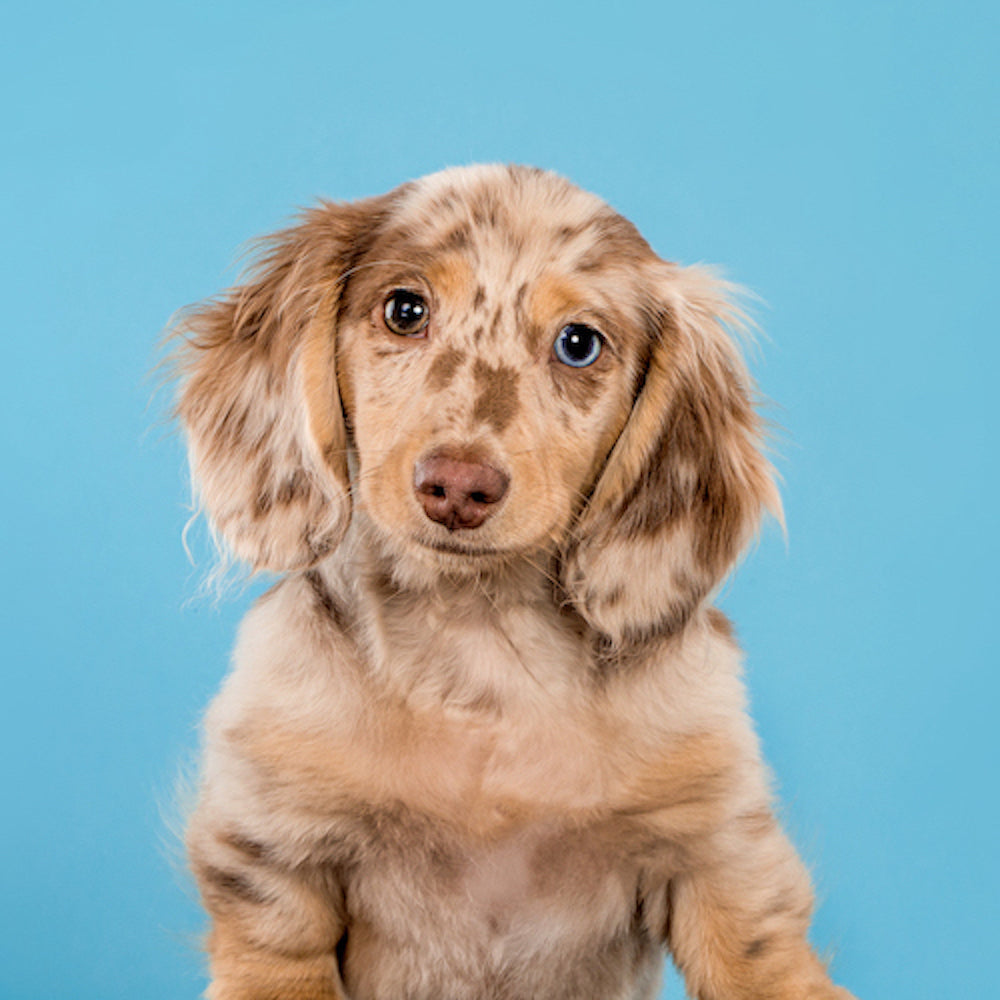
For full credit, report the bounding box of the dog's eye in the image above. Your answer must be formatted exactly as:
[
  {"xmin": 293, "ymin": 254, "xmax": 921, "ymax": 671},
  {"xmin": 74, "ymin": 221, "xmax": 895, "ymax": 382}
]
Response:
[
  {"xmin": 553, "ymin": 324, "xmax": 603, "ymax": 367},
  {"xmin": 384, "ymin": 290, "xmax": 430, "ymax": 336}
]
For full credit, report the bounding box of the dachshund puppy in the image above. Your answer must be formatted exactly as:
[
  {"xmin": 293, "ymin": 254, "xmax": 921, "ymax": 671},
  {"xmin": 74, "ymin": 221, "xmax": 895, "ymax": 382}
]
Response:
[{"xmin": 174, "ymin": 165, "xmax": 855, "ymax": 1000}]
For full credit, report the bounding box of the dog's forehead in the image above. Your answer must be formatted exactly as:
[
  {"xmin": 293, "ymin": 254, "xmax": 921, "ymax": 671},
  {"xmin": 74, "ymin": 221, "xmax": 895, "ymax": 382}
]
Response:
[
  {"xmin": 397, "ymin": 164, "xmax": 608, "ymax": 232},
  {"xmin": 388, "ymin": 165, "xmax": 656, "ymax": 288}
]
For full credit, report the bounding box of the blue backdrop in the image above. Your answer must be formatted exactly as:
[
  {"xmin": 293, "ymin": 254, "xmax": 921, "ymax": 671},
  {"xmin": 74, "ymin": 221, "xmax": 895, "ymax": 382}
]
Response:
[{"xmin": 2, "ymin": 2, "xmax": 996, "ymax": 998}]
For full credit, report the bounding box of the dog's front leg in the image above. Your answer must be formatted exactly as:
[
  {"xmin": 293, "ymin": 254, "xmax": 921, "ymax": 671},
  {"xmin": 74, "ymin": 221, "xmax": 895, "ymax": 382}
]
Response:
[
  {"xmin": 188, "ymin": 819, "xmax": 348, "ymax": 1000},
  {"xmin": 666, "ymin": 807, "xmax": 856, "ymax": 1000}
]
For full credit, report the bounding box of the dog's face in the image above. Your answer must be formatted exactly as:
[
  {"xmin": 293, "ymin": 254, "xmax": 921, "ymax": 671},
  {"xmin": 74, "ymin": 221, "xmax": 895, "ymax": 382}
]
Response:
[
  {"xmin": 175, "ymin": 165, "xmax": 779, "ymax": 641},
  {"xmin": 330, "ymin": 169, "xmax": 656, "ymax": 568}
]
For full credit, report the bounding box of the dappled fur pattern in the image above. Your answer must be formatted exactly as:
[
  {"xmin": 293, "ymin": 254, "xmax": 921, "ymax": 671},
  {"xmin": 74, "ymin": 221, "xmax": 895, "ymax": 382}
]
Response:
[{"xmin": 174, "ymin": 165, "xmax": 855, "ymax": 1000}]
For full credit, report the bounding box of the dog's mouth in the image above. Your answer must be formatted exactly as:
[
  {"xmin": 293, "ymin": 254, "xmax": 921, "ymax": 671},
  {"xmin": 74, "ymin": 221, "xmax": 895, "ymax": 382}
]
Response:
[{"xmin": 415, "ymin": 535, "xmax": 507, "ymax": 558}]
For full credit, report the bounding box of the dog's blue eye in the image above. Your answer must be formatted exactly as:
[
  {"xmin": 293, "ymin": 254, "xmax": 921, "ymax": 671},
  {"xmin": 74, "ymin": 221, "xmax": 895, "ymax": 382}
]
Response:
[
  {"xmin": 384, "ymin": 289, "xmax": 430, "ymax": 336},
  {"xmin": 553, "ymin": 324, "xmax": 603, "ymax": 367}
]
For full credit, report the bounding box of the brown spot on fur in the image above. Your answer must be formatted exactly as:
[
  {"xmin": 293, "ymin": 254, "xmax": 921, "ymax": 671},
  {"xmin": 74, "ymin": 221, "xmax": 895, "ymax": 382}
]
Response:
[
  {"xmin": 275, "ymin": 469, "xmax": 310, "ymax": 506},
  {"xmin": 504, "ymin": 230, "xmax": 525, "ymax": 256},
  {"xmin": 437, "ymin": 223, "xmax": 471, "ymax": 253},
  {"xmin": 522, "ymin": 321, "xmax": 547, "ymax": 357},
  {"xmin": 196, "ymin": 863, "xmax": 270, "ymax": 906},
  {"xmin": 304, "ymin": 525, "xmax": 338, "ymax": 562},
  {"xmin": 471, "ymin": 187, "xmax": 504, "ymax": 229},
  {"xmin": 216, "ymin": 829, "xmax": 269, "ymax": 863},
  {"xmin": 425, "ymin": 346, "xmax": 466, "ymax": 392},
  {"xmin": 216, "ymin": 400, "xmax": 251, "ymax": 449},
  {"xmin": 472, "ymin": 285, "xmax": 486, "ymax": 311},
  {"xmin": 472, "ymin": 359, "xmax": 520, "ymax": 433},
  {"xmin": 513, "ymin": 282, "xmax": 528, "ymax": 318},
  {"xmin": 253, "ymin": 461, "xmax": 275, "ymax": 518},
  {"xmin": 593, "ymin": 619, "xmax": 686, "ymax": 673},
  {"xmin": 603, "ymin": 585, "xmax": 626, "ymax": 609},
  {"xmin": 304, "ymin": 570, "xmax": 350, "ymax": 631},
  {"xmin": 554, "ymin": 222, "xmax": 589, "ymax": 244},
  {"xmin": 488, "ymin": 305, "xmax": 504, "ymax": 342},
  {"xmin": 705, "ymin": 607, "xmax": 734, "ymax": 640}
]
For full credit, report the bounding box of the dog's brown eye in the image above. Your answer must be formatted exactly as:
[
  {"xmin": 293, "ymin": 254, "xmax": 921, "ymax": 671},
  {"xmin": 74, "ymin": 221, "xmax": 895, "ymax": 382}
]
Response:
[
  {"xmin": 384, "ymin": 290, "xmax": 430, "ymax": 336},
  {"xmin": 553, "ymin": 323, "xmax": 603, "ymax": 367}
]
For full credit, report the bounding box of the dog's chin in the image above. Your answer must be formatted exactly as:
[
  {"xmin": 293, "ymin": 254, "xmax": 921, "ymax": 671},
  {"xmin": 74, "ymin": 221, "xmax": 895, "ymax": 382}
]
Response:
[
  {"xmin": 406, "ymin": 532, "xmax": 515, "ymax": 576},
  {"xmin": 375, "ymin": 525, "xmax": 538, "ymax": 585}
]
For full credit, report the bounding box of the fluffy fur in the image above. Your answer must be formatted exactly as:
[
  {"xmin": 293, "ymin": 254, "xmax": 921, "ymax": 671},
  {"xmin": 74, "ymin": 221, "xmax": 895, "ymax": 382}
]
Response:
[{"xmin": 173, "ymin": 164, "xmax": 855, "ymax": 1000}]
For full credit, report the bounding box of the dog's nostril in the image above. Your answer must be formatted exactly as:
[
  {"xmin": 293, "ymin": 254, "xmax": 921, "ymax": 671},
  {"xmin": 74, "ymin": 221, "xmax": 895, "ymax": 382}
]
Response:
[{"xmin": 413, "ymin": 453, "xmax": 510, "ymax": 531}]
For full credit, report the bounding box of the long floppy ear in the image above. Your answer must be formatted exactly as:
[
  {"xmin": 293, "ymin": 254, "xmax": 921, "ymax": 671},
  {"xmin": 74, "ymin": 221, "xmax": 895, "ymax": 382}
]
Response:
[
  {"xmin": 172, "ymin": 195, "xmax": 391, "ymax": 572},
  {"xmin": 563, "ymin": 263, "xmax": 781, "ymax": 646}
]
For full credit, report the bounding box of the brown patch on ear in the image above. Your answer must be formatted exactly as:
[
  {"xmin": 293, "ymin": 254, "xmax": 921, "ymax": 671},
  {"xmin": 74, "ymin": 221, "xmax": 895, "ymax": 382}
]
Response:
[
  {"xmin": 472, "ymin": 358, "xmax": 520, "ymax": 433},
  {"xmin": 609, "ymin": 322, "xmax": 767, "ymax": 586},
  {"xmin": 562, "ymin": 265, "xmax": 780, "ymax": 647},
  {"xmin": 173, "ymin": 194, "xmax": 396, "ymax": 571},
  {"xmin": 425, "ymin": 346, "xmax": 466, "ymax": 392}
]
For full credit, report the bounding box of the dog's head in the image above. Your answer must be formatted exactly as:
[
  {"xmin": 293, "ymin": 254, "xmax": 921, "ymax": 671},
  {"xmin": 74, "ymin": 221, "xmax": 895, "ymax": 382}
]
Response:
[{"xmin": 174, "ymin": 165, "xmax": 779, "ymax": 642}]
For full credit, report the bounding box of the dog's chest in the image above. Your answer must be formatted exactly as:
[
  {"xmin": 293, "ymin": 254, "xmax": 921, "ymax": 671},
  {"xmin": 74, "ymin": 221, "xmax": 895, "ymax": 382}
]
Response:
[{"xmin": 337, "ymin": 801, "xmax": 657, "ymax": 999}]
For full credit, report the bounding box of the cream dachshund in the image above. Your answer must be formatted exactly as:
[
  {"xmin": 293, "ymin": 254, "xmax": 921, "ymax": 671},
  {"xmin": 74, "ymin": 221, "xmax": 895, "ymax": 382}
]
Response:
[{"xmin": 173, "ymin": 164, "xmax": 856, "ymax": 1000}]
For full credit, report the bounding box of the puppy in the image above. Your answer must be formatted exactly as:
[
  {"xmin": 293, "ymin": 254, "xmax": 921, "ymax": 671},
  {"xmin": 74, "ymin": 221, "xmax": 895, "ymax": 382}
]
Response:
[{"xmin": 174, "ymin": 165, "xmax": 855, "ymax": 1000}]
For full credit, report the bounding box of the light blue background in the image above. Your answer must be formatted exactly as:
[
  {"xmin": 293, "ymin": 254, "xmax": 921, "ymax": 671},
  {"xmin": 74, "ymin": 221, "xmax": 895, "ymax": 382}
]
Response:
[{"xmin": 2, "ymin": 2, "xmax": 996, "ymax": 998}]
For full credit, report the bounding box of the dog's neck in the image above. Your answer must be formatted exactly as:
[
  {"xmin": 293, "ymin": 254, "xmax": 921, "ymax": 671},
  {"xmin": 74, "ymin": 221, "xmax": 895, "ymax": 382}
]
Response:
[{"xmin": 309, "ymin": 520, "xmax": 590, "ymax": 714}]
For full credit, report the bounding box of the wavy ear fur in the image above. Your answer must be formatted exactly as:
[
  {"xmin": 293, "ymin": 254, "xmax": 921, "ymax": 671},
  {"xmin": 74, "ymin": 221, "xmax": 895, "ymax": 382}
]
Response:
[
  {"xmin": 173, "ymin": 195, "xmax": 391, "ymax": 572},
  {"xmin": 563, "ymin": 264, "xmax": 781, "ymax": 646}
]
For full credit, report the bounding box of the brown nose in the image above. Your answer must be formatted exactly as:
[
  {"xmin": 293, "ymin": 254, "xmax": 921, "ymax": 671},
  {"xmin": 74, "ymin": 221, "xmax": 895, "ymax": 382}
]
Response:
[{"xmin": 414, "ymin": 452, "xmax": 510, "ymax": 531}]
